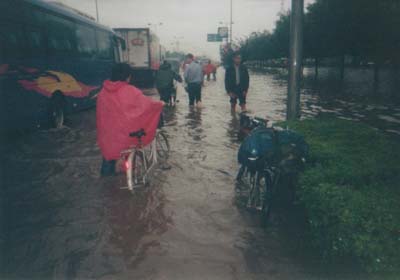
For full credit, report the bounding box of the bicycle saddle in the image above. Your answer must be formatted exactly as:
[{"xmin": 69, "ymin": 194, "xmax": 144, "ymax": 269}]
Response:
[{"xmin": 129, "ymin": 129, "xmax": 146, "ymax": 138}]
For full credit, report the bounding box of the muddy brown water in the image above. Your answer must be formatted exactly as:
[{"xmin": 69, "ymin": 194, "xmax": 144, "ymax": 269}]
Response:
[{"xmin": 2, "ymin": 68, "xmax": 399, "ymax": 279}]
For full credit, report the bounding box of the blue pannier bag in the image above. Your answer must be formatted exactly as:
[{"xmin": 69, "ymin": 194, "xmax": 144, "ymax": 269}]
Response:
[
  {"xmin": 238, "ymin": 127, "xmax": 277, "ymax": 170},
  {"xmin": 275, "ymin": 129, "xmax": 308, "ymax": 159}
]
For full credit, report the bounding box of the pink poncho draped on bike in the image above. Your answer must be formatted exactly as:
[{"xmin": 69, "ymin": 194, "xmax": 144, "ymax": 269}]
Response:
[{"xmin": 97, "ymin": 80, "xmax": 163, "ymax": 160}]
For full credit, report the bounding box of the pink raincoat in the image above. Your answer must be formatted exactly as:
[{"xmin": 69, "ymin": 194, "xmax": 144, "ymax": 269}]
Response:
[{"xmin": 97, "ymin": 80, "xmax": 163, "ymax": 160}]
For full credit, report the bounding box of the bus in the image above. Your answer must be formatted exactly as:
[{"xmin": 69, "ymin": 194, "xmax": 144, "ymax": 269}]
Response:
[{"xmin": 0, "ymin": 0, "xmax": 124, "ymax": 132}]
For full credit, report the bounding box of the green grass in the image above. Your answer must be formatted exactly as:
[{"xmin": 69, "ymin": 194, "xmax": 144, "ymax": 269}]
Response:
[{"xmin": 280, "ymin": 117, "xmax": 400, "ymax": 272}]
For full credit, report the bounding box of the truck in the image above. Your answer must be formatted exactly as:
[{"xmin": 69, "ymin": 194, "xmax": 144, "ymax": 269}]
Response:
[{"xmin": 114, "ymin": 28, "xmax": 165, "ymax": 87}]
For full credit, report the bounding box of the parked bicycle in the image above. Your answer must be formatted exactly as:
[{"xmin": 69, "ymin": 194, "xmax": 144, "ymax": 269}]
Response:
[
  {"xmin": 120, "ymin": 128, "xmax": 170, "ymax": 192},
  {"xmin": 236, "ymin": 113, "xmax": 308, "ymax": 220},
  {"xmin": 237, "ymin": 115, "xmax": 278, "ymax": 219}
]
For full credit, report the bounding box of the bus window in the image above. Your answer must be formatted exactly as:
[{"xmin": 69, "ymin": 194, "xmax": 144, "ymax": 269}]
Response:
[
  {"xmin": 46, "ymin": 14, "xmax": 76, "ymax": 56},
  {"xmin": 0, "ymin": 40, "xmax": 3, "ymax": 64},
  {"xmin": 76, "ymin": 24, "xmax": 97, "ymax": 58},
  {"xmin": 25, "ymin": 28, "xmax": 46, "ymax": 58},
  {"xmin": 113, "ymin": 36, "xmax": 124, "ymax": 62},
  {"xmin": 24, "ymin": 5, "xmax": 47, "ymax": 27},
  {"xmin": 96, "ymin": 31, "xmax": 113, "ymax": 60},
  {"xmin": 0, "ymin": 1, "xmax": 21, "ymax": 21},
  {"xmin": 0, "ymin": 24, "xmax": 24, "ymax": 61}
]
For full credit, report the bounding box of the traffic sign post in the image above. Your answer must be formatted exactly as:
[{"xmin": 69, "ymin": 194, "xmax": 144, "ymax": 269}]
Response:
[{"xmin": 218, "ymin": 27, "xmax": 229, "ymax": 39}]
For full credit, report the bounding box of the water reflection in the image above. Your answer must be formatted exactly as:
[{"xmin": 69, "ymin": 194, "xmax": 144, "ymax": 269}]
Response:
[
  {"xmin": 185, "ymin": 108, "xmax": 204, "ymax": 142},
  {"xmin": 105, "ymin": 180, "xmax": 172, "ymax": 270},
  {"xmin": 163, "ymin": 106, "xmax": 178, "ymax": 127},
  {"xmin": 185, "ymin": 108, "xmax": 202, "ymax": 129},
  {"xmin": 226, "ymin": 112, "xmax": 241, "ymax": 144},
  {"xmin": 249, "ymin": 67, "xmax": 400, "ymax": 136}
]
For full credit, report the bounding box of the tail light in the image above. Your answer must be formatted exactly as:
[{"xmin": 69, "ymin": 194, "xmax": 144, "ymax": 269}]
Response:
[{"xmin": 124, "ymin": 160, "xmax": 131, "ymax": 171}]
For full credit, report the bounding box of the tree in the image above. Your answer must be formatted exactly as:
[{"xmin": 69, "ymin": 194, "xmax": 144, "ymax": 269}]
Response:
[{"xmin": 238, "ymin": 0, "xmax": 400, "ymax": 82}]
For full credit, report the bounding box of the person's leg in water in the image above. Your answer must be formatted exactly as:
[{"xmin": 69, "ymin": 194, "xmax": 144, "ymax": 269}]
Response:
[
  {"xmin": 238, "ymin": 92, "xmax": 247, "ymax": 112},
  {"xmin": 230, "ymin": 94, "xmax": 238, "ymax": 112},
  {"xmin": 159, "ymin": 88, "xmax": 171, "ymax": 105},
  {"xmin": 170, "ymin": 86, "xmax": 177, "ymax": 106},
  {"xmin": 195, "ymin": 83, "xmax": 202, "ymax": 108},
  {"xmin": 101, "ymin": 158, "xmax": 116, "ymax": 176},
  {"xmin": 188, "ymin": 84, "xmax": 196, "ymax": 107},
  {"xmin": 158, "ymin": 112, "xmax": 164, "ymax": 128}
]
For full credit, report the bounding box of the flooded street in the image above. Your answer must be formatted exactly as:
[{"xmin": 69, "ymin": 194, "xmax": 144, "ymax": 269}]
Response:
[{"xmin": 3, "ymin": 69, "xmax": 399, "ymax": 280}]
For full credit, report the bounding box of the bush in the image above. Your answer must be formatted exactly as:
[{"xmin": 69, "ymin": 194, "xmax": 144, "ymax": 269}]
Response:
[{"xmin": 282, "ymin": 118, "xmax": 400, "ymax": 272}]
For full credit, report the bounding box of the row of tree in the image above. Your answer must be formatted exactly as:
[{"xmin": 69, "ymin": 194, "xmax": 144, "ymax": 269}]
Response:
[{"xmin": 236, "ymin": 0, "xmax": 400, "ymax": 77}]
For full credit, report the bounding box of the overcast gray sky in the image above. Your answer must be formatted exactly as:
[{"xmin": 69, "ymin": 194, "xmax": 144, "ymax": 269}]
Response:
[{"xmin": 51, "ymin": 0, "xmax": 314, "ymax": 60}]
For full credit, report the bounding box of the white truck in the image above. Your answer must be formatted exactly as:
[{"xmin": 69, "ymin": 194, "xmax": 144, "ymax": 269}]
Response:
[{"xmin": 114, "ymin": 28, "xmax": 165, "ymax": 87}]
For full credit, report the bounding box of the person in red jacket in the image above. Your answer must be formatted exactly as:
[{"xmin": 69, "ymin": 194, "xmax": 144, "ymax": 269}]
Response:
[
  {"xmin": 203, "ymin": 60, "xmax": 217, "ymax": 81},
  {"xmin": 97, "ymin": 63, "xmax": 164, "ymax": 176}
]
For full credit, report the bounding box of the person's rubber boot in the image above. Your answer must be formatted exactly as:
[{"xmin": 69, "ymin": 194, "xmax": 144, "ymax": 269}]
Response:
[{"xmin": 100, "ymin": 159, "xmax": 116, "ymax": 177}]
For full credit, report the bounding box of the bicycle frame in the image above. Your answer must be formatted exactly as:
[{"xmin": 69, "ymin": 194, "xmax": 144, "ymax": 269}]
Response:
[
  {"xmin": 123, "ymin": 131, "xmax": 162, "ymax": 191},
  {"xmin": 238, "ymin": 160, "xmax": 280, "ymax": 212},
  {"xmin": 142, "ymin": 138, "xmax": 159, "ymax": 177}
]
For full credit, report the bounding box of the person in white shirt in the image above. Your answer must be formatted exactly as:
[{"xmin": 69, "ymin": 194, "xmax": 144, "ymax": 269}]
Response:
[{"xmin": 184, "ymin": 53, "xmax": 203, "ymax": 107}]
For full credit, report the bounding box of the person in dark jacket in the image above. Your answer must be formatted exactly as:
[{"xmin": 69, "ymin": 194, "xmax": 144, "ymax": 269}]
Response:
[
  {"xmin": 224, "ymin": 52, "xmax": 250, "ymax": 112},
  {"xmin": 156, "ymin": 61, "xmax": 182, "ymax": 105}
]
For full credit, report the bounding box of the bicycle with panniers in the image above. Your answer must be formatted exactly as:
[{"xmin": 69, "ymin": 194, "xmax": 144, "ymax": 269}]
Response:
[{"xmin": 237, "ymin": 113, "xmax": 308, "ymax": 221}]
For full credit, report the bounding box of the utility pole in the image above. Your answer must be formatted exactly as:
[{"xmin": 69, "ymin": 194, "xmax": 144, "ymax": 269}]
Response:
[
  {"xmin": 230, "ymin": 0, "xmax": 233, "ymax": 44},
  {"xmin": 95, "ymin": 0, "xmax": 99, "ymax": 22},
  {"xmin": 286, "ymin": 0, "xmax": 304, "ymax": 120}
]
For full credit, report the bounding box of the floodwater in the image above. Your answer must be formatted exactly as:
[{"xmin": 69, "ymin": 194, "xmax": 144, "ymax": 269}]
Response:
[{"xmin": 2, "ymin": 68, "xmax": 399, "ymax": 280}]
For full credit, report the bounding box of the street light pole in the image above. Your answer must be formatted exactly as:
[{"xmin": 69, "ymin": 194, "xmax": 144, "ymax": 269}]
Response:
[
  {"xmin": 95, "ymin": 0, "xmax": 99, "ymax": 22},
  {"xmin": 286, "ymin": 0, "xmax": 304, "ymax": 120},
  {"xmin": 230, "ymin": 0, "xmax": 233, "ymax": 44}
]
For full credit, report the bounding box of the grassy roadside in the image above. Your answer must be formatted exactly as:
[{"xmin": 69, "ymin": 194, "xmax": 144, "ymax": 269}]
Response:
[{"xmin": 280, "ymin": 117, "xmax": 400, "ymax": 273}]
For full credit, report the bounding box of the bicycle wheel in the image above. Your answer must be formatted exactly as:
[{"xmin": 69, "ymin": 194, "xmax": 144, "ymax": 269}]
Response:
[
  {"xmin": 126, "ymin": 152, "xmax": 135, "ymax": 191},
  {"xmin": 247, "ymin": 171, "xmax": 260, "ymax": 208},
  {"xmin": 261, "ymin": 170, "xmax": 274, "ymax": 219},
  {"xmin": 236, "ymin": 165, "xmax": 246, "ymax": 181},
  {"xmin": 156, "ymin": 131, "xmax": 170, "ymax": 160},
  {"xmin": 133, "ymin": 150, "xmax": 147, "ymax": 187}
]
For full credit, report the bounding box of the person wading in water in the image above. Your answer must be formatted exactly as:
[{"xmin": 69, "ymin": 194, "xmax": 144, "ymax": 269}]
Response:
[
  {"xmin": 184, "ymin": 53, "xmax": 203, "ymax": 108},
  {"xmin": 224, "ymin": 52, "xmax": 250, "ymax": 112}
]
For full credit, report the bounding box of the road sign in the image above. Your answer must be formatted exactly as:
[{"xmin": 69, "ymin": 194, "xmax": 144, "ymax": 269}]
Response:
[
  {"xmin": 218, "ymin": 27, "xmax": 229, "ymax": 38},
  {"xmin": 207, "ymin": 34, "xmax": 222, "ymax": 42}
]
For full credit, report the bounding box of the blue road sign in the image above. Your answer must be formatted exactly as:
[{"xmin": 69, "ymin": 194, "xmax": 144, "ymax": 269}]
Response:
[{"xmin": 207, "ymin": 34, "xmax": 223, "ymax": 42}]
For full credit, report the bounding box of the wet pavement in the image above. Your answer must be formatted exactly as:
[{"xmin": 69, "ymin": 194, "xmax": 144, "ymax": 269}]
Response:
[{"xmin": 2, "ymin": 68, "xmax": 399, "ymax": 279}]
